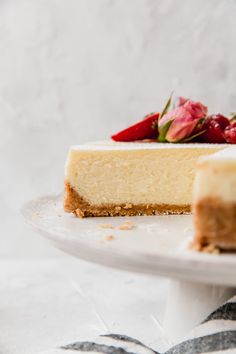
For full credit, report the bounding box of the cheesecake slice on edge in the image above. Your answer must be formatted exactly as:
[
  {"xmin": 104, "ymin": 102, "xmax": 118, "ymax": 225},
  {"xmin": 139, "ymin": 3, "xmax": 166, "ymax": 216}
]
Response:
[
  {"xmin": 64, "ymin": 140, "xmax": 225, "ymax": 218},
  {"xmin": 193, "ymin": 147, "xmax": 236, "ymax": 251}
]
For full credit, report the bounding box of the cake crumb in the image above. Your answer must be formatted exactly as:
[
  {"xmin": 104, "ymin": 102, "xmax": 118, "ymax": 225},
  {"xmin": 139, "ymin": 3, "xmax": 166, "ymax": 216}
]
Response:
[
  {"xmin": 75, "ymin": 208, "xmax": 85, "ymax": 218},
  {"xmin": 189, "ymin": 241, "xmax": 201, "ymax": 251},
  {"xmin": 190, "ymin": 241, "xmax": 220, "ymax": 254},
  {"xmin": 118, "ymin": 220, "xmax": 134, "ymax": 230},
  {"xmin": 115, "ymin": 206, "xmax": 121, "ymax": 212},
  {"xmin": 202, "ymin": 244, "xmax": 220, "ymax": 254},
  {"xmin": 124, "ymin": 203, "xmax": 133, "ymax": 209},
  {"xmin": 32, "ymin": 212, "xmax": 40, "ymax": 219},
  {"xmin": 104, "ymin": 235, "xmax": 115, "ymax": 241},
  {"xmin": 99, "ymin": 223, "xmax": 114, "ymax": 229}
]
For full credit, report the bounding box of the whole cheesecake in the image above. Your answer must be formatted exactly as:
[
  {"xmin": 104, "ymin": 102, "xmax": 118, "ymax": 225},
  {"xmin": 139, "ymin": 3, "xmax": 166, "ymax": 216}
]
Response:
[
  {"xmin": 193, "ymin": 147, "xmax": 236, "ymax": 250},
  {"xmin": 64, "ymin": 140, "xmax": 226, "ymax": 217}
]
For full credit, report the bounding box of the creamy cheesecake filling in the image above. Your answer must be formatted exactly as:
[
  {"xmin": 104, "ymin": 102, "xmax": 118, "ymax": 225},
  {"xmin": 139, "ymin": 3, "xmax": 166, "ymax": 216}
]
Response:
[
  {"xmin": 66, "ymin": 144, "xmax": 224, "ymax": 206},
  {"xmin": 193, "ymin": 147, "xmax": 236, "ymax": 204},
  {"xmin": 65, "ymin": 141, "xmax": 225, "ymax": 211}
]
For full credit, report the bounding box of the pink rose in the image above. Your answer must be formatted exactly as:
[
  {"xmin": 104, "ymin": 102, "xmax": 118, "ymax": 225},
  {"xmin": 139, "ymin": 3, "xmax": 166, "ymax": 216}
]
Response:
[{"xmin": 158, "ymin": 99, "xmax": 208, "ymax": 142}]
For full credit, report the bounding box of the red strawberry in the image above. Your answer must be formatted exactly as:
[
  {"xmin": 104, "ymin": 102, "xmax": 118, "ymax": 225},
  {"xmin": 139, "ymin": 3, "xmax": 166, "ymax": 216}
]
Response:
[
  {"xmin": 111, "ymin": 112, "xmax": 159, "ymax": 142},
  {"xmin": 198, "ymin": 114, "xmax": 229, "ymax": 143},
  {"xmin": 224, "ymin": 122, "xmax": 236, "ymax": 144}
]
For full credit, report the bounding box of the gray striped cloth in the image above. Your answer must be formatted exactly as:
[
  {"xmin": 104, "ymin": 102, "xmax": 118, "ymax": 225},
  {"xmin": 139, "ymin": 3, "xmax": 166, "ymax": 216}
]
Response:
[{"xmin": 41, "ymin": 296, "xmax": 236, "ymax": 354}]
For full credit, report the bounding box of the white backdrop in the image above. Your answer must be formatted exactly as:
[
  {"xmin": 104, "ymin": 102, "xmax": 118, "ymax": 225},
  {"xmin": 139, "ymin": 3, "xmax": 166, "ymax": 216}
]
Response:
[{"xmin": 1, "ymin": 0, "xmax": 236, "ymax": 258}]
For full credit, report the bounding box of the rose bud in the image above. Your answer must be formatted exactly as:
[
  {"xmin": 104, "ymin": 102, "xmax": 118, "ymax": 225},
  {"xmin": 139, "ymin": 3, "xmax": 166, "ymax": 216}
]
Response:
[
  {"xmin": 175, "ymin": 96, "xmax": 189, "ymax": 107},
  {"xmin": 158, "ymin": 100, "xmax": 208, "ymax": 142}
]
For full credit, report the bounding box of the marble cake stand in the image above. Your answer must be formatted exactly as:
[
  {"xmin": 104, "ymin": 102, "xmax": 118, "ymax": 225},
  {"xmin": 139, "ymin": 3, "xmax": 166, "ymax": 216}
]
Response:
[{"xmin": 22, "ymin": 195, "xmax": 236, "ymax": 342}]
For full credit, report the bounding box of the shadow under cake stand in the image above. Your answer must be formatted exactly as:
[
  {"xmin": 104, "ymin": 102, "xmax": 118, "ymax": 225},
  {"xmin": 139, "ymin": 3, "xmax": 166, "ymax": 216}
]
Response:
[{"xmin": 22, "ymin": 195, "xmax": 236, "ymax": 342}]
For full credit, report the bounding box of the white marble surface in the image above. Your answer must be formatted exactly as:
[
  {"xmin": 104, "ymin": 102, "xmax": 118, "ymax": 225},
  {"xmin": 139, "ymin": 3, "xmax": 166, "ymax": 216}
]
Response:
[
  {"xmin": 0, "ymin": 259, "xmax": 168, "ymax": 354},
  {"xmin": 1, "ymin": 0, "xmax": 236, "ymax": 258}
]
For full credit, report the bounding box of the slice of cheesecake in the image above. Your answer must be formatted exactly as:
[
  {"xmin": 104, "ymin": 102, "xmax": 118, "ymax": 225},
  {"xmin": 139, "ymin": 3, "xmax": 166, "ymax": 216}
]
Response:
[
  {"xmin": 193, "ymin": 147, "xmax": 236, "ymax": 251},
  {"xmin": 64, "ymin": 140, "xmax": 225, "ymax": 218}
]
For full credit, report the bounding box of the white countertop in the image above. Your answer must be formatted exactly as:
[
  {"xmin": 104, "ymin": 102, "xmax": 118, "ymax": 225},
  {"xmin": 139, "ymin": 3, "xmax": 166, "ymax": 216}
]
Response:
[{"xmin": 0, "ymin": 258, "xmax": 169, "ymax": 354}]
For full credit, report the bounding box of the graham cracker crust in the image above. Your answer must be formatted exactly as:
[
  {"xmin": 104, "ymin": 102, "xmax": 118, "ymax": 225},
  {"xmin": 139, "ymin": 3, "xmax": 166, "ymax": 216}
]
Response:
[
  {"xmin": 64, "ymin": 181, "xmax": 190, "ymax": 218},
  {"xmin": 193, "ymin": 197, "xmax": 236, "ymax": 251}
]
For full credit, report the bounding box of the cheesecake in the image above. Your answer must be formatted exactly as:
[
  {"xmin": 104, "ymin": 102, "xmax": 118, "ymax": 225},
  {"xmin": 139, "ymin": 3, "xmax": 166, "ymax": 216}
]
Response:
[
  {"xmin": 64, "ymin": 95, "xmax": 236, "ymax": 220},
  {"xmin": 64, "ymin": 141, "xmax": 226, "ymax": 218},
  {"xmin": 193, "ymin": 147, "xmax": 236, "ymax": 251}
]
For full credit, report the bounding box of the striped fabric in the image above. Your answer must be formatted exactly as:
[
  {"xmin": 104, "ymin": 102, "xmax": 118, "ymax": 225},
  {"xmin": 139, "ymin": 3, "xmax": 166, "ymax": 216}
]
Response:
[{"xmin": 41, "ymin": 296, "xmax": 236, "ymax": 354}]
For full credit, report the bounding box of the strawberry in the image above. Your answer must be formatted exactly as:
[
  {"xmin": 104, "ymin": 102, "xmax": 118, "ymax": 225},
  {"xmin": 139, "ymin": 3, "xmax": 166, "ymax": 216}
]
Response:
[
  {"xmin": 111, "ymin": 112, "xmax": 159, "ymax": 142},
  {"xmin": 198, "ymin": 114, "xmax": 229, "ymax": 143},
  {"xmin": 224, "ymin": 122, "xmax": 236, "ymax": 144}
]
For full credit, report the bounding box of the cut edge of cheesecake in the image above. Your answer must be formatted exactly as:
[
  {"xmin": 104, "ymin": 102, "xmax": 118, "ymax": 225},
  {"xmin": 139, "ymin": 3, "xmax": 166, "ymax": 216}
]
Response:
[
  {"xmin": 64, "ymin": 181, "xmax": 190, "ymax": 218},
  {"xmin": 192, "ymin": 147, "xmax": 236, "ymax": 251},
  {"xmin": 192, "ymin": 197, "xmax": 236, "ymax": 252}
]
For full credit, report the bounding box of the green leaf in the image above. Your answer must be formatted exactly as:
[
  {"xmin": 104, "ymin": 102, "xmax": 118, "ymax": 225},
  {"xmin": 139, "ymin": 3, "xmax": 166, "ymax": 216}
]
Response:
[
  {"xmin": 181, "ymin": 129, "xmax": 206, "ymax": 143},
  {"xmin": 158, "ymin": 120, "xmax": 173, "ymax": 142},
  {"xmin": 230, "ymin": 112, "xmax": 236, "ymax": 123},
  {"xmin": 152, "ymin": 120, "xmax": 158, "ymax": 130},
  {"xmin": 197, "ymin": 118, "xmax": 206, "ymax": 126},
  {"xmin": 160, "ymin": 92, "xmax": 174, "ymax": 119}
]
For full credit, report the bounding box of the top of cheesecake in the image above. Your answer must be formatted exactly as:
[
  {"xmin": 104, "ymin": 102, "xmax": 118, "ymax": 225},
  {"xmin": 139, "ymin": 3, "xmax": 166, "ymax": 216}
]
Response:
[
  {"xmin": 199, "ymin": 146, "xmax": 236, "ymax": 162},
  {"xmin": 71, "ymin": 140, "xmax": 229, "ymax": 151}
]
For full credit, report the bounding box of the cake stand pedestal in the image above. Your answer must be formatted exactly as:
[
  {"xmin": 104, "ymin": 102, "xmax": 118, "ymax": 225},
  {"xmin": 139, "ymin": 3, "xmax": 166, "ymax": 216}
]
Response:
[
  {"xmin": 163, "ymin": 280, "xmax": 235, "ymax": 342},
  {"xmin": 22, "ymin": 195, "xmax": 236, "ymax": 343}
]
